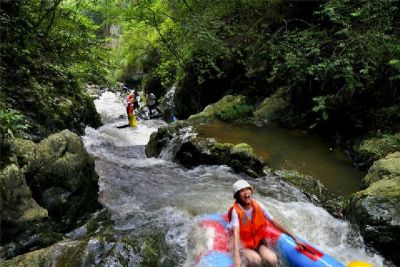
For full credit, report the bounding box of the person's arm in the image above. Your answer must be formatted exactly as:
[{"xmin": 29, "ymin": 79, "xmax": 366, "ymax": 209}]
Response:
[
  {"xmin": 270, "ymin": 218, "xmax": 305, "ymax": 248},
  {"xmin": 230, "ymin": 209, "xmax": 241, "ymax": 267},
  {"xmin": 232, "ymin": 226, "xmax": 241, "ymax": 267}
]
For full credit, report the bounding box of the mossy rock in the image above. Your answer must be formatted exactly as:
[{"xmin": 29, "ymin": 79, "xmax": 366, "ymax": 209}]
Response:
[
  {"xmin": 0, "ymin": 245, "xmax": 56, "ymax": 267},
  {"xmin": 344, "ymin": 183, "xmax": 400, "ymax": 265},
  {"xmin": 188, "ymin": 95, "xmax": 253, "ymax": 124},
  {"xmin": 353, "ymin": 133, "xmax": 400, "ymax": 167},
  {"xmin": 358, "ymin": 177, "xmax": 400, "ymax": 200},
  {"xmin": 362, "ymin": 152, "xmax": 400, "ymax": 187},
  {"xmin": 0, "ymin": 163, "xmax": 48, "ymax": 229},
  {"xmin": 231, "ymin": 143, "xmax": 254, "ymax": 155},
  {"xmin": 145, "ymin": 122, "xmax": 265, "ymax": 177},
  {"xmin": 253, "ymin": 87, "xmax": 290, "ymax": 125},
  {"xmin": 12, "ymin": 130, "xmax": 100, "ymax": 228},
  {"xmin": 344, "ymin": 152, "xmax": 400, "ymax": 265},
  {"xmin": 0, "ymin": 133, "xmax": 14, "ymax": 167}
]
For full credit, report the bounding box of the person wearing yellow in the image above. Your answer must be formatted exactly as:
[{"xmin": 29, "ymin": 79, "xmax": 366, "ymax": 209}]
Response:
[{"xmin": 126, "ymin": 91, "xmax": 137, "ymax": 127}]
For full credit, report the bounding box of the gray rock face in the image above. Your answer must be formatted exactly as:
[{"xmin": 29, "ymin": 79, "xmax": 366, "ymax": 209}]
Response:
[
  {"xmin": 344, "ymin": 152, "xmax": 400, "ymax": 265},
  {"xmin": 145, "ymin": 122, "xmax": 265, "ymax": 177}
]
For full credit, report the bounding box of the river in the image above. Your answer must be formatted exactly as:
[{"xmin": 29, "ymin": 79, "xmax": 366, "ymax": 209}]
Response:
[
  {"xmin": 195, "ymin": 122, "xmax": 364, "ymax": 196},
  {"xmin": 81, "ymin": 91, "xmax": 386, "ymax": 266}
]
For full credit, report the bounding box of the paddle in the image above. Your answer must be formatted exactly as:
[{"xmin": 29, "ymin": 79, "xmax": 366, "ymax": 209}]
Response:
[{"xmin": 116, "ymin": 124, "xmax": 129, "ymax": 128}]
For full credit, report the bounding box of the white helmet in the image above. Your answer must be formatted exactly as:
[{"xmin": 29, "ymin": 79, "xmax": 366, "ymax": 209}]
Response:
[{"xmin": 233, "ymin": 180, "xmax": 252, "ymax": 197}]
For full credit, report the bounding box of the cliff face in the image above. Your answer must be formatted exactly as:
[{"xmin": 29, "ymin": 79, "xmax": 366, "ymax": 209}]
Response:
[{"xmin": 0, "ymin": 130, "xmax": 101, "ymax": 258}]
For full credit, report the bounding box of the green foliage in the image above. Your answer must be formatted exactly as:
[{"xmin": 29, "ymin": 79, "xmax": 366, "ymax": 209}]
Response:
[
  {"xmin": 1, "ymin": 0, "xmax": 399, "ymax": 140},
  {"xmin": 0, "ymin": 0, "xmax": 106, "ymax": 137},
  {"xmin": 215, "ymin": 103, "xmax": 254, "ymax": 122},
  {"xmin": 0, "ymin": 108, "xmax": 28, "ymax": 135},
  {"xmin": 389, "ymin": 58, "xmax": 400, "ymax": 81},
  {"xmin": 312, "ymin": 96, "xmax": 330, "ymax": 121}
]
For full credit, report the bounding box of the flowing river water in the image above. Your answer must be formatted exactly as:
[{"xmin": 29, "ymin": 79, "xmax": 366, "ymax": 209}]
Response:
[{"xmin": 81, "ymin": 91, "xmax": 386, "ymax": 266}]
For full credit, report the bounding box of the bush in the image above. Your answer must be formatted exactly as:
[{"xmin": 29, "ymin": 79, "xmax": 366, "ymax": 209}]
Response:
[{"xmin": 0, "ymin": 108, "xmax": 28, "ymax": 136}]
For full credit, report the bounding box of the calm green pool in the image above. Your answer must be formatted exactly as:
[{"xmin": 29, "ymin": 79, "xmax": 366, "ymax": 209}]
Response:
[{"xmin": 196, "ymin": 121, "xmax": 364, "ymax": 195}]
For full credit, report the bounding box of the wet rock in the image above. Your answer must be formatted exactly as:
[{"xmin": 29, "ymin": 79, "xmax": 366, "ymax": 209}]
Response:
[
  {"xmin": 146, "ymin": 123, "xmax": 265, "ymax": 177},
  {"xmin": 0, "ymin": 130, "xmax": 101, "ymax": 259},
  {"xmin": 0, "ymin": 240, "xmax": 85, "ymax": 267},
  {"xmin": 344, "ymin": 152, "xmax": 400, "ymax": 265},
  {"xmin": 145, "ymin": 121, "xmax": 190, "ymax": 158},
  {"xmin": 40, "ymin": 187, "xmax": 72, "ymax": 214},
  {"xmin": 0, "ymin": 210, "xmax": 142, "ymax": 267},
  {"xmin": 13, "ymin": 129, "xmax": 101, "ymax": 227},
  {"xmin": 275, "ymin": 170, "xmax": 329, "ymax": 202},
  {"xmin": 0, "ymin": 231, "xmax": 64, "ymax": 259},
  {"xmin": 275, "ymin": 169, "xmax": 344, "ymax": 218}
]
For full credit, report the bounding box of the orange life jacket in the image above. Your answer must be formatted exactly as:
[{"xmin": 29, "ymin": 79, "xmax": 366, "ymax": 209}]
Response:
[
  {"xmin": 126, "ymin": 95, "xmax": 134, "ymax": 114},
  {"xmin": 228, "ymin": 200, "xmax": 269, "ymax": 249}
]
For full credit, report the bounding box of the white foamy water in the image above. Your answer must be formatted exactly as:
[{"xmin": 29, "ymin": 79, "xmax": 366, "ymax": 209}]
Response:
[
  {"xmin": 94, "ymin": 91, "xmax": 126, "ymax": 124},
  {"xmin": 80, "ymin": 91, "xmax": 387, "ymax": 267}
]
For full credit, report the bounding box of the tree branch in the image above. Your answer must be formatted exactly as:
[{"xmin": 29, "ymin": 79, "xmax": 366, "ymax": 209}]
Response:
[
  {"xmin": 143, "ymin": 5, "xmax": 185, "ymax": 69},
  {"xmin": 33, "ymin": 0, "xmax": 62, "ymax": 30}
]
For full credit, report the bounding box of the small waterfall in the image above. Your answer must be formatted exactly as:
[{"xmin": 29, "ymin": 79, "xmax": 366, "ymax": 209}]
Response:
[
  {"xmin": 160, "ymin": 85, "xmax": 177, "ymax": 122},
  {"xmin": 159, "ymin": 126, "xmax": 196, "ymax": 161}
]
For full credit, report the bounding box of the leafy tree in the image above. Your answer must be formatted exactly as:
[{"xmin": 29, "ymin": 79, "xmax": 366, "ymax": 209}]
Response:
[{"xmin": 0, "ymin": 0, "xmax": 108, "ymax": 138}]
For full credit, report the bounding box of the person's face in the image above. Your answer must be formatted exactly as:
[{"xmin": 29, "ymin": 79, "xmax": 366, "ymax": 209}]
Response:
[{"xmin": 238, "ymin": 187, "xmax": 252, "ymax": 205}]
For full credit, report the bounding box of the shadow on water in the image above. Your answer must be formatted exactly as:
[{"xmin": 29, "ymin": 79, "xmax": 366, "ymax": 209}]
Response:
[{"xmin": 195, "ymin": 121, "xmax": 365, "ymax": 196}]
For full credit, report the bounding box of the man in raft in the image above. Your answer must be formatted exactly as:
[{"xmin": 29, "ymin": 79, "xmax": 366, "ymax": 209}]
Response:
[{"xmin": 229, "ymin": 180, "xmax": 305, "ymax": 267}]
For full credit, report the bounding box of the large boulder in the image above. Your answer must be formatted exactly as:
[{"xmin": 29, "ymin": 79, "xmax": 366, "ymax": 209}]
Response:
[
  {"xmin": 146, "ymin": 122, "xmax": 265, "ymax": 177},
  {"xmin": 0, "ymin": 164, "xmax": 48, "ymax": 242},
  {"xmin": 13, "ymin": 129, "xmax": 101, "ymax": 227},
  {"xmin": 188, "ymin": 95, "xmax": 253, "ymax": 124},
  {"xmin": 0, "ymin": 130, "xmax": 101, "ymax": 258},
  {"xmin": 344, "ymin": 152, "xmax": 400, "ymax": 265},
  {"xmin": 145, "ymin": 121, "xmax": 188, "ymax": 158}
]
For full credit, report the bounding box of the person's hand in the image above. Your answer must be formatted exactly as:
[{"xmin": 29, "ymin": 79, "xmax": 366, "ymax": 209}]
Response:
[{"xmin": 293, "ymin": 237, "xmax": 306, "ymax": 250}]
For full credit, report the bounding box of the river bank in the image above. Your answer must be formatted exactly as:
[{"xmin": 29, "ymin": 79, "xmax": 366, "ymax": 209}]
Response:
[{"xmin": 0, "ymin": 91, "xmax": 390, "ymax": 266}]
